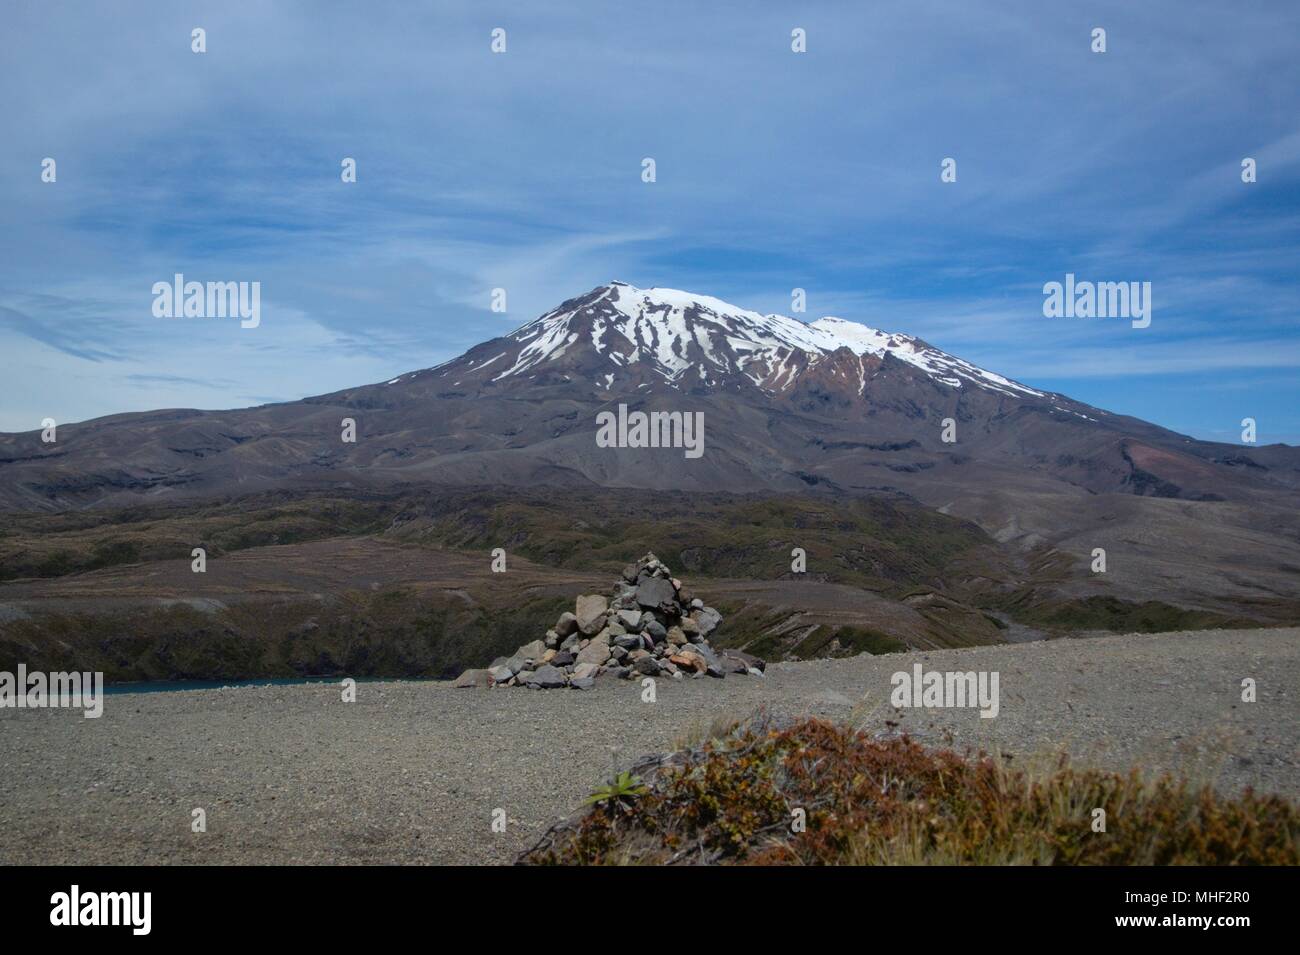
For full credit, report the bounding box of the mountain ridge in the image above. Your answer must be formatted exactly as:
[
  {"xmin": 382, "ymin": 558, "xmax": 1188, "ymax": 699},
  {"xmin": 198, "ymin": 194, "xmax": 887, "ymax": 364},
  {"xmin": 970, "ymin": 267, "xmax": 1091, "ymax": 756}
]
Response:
[
  {"xmin": 409, "ymin": 281, "xmax": 1058, "ymax": 402},
  {"xmin": 1, "ymin": 281, "xmax": 1296, "ymax": 525},
  {"xmin": 2, "ymin": 280, "xmax": 1297, "ymax": 626}
]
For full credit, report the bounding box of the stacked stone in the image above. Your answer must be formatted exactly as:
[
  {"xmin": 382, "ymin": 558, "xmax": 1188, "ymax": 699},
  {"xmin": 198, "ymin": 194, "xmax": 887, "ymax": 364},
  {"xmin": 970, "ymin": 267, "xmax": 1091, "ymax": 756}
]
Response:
[{"xmin": 455, "ymin": 553, "xmax": 765, "ymax": 690}]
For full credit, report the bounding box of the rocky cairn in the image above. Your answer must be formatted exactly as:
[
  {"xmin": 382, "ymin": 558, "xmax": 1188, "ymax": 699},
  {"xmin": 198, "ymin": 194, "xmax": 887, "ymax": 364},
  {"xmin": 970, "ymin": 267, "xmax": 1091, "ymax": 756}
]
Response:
[{"xmin": 455, "ymin": 553, "xmax": 765, "ymax": 690}]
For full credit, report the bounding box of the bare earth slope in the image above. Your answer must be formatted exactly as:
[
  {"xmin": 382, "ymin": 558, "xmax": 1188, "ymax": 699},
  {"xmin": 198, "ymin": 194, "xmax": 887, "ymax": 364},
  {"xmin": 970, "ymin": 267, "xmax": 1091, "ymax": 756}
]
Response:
[{"xmin": 0, "ymin": 627, "xmax": 1293, "ymax": 865}]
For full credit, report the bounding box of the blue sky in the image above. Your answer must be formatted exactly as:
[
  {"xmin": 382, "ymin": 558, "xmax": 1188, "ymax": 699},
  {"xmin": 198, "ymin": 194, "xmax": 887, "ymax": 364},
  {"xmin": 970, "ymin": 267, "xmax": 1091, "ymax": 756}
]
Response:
[{"xmin": 1, "ymin": 1, "xmax": 1297, "ymax": 443}]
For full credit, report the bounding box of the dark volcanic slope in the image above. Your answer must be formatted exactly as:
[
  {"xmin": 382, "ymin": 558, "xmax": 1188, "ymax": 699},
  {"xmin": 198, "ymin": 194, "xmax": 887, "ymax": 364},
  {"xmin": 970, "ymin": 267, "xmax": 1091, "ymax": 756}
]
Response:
[
  {"xmin": 1, "ymin": 282, "xmax": 1297, "ymax": 612},
  {"xmin": 3, "ymin": 281, "xmax": 1295, "ymax": 508}
]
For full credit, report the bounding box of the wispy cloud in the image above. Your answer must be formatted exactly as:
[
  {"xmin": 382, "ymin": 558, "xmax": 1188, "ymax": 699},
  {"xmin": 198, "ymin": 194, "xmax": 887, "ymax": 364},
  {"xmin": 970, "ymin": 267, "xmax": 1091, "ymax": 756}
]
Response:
[
  {"xmin": 0, "ymin": 0, "xmax": 1296, "ymax": 440},
  {"xmin": 0, "ymin": 303, "xmax": 128, "ymax": 363}
]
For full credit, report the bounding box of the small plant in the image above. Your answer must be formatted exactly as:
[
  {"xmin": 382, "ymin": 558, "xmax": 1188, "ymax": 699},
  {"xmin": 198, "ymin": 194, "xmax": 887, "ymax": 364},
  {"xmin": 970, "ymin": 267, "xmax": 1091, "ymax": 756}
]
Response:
[
  {"xmin": 584, "ymin": 771, "xmax": 648, "ymax": 814},
  {"xmin": 522, "ymin": 718, "xmax": 1300, "ymax": 866}
]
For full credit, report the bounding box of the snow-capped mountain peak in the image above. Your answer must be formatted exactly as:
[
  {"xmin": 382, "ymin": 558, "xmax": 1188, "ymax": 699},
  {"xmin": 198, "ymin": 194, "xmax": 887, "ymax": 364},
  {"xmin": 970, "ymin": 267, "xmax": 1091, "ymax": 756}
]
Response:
[{"xmin": 457, "ymin": 282, "xmax": 1043, "ymax": 399}]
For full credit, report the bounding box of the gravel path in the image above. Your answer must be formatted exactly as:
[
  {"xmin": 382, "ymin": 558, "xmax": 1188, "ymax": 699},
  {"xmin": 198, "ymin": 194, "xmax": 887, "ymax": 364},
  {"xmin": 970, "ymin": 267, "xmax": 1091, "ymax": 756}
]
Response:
[{"xmin": 1, "ymin": 627, "xmax": 1295, "ymax": 865}]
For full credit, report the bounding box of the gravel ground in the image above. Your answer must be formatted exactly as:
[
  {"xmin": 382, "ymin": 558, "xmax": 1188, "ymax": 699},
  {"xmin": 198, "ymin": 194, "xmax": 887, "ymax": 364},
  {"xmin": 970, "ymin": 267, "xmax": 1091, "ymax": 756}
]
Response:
[{"xmin": 1, "ymin": 627, "xmax": 1295, "ymax": 865}]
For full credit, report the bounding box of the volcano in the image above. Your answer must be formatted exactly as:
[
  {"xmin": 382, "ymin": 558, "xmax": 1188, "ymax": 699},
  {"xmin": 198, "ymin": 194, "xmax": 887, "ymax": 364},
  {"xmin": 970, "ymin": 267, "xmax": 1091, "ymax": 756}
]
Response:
[
  {"xmin": 4, "ymin": 281, "xmax": 1295, "ymax": 510},
  {"xmin": 2, "ymin": 281, "xmax": 1298, "ymax": 626}
]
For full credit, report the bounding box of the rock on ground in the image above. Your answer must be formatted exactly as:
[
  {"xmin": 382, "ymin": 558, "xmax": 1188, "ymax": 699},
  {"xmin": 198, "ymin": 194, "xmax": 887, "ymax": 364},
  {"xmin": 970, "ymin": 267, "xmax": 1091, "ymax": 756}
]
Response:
[{"xmin": 0, "ymin": 627, "xmax": 1292, "ymax": 865}]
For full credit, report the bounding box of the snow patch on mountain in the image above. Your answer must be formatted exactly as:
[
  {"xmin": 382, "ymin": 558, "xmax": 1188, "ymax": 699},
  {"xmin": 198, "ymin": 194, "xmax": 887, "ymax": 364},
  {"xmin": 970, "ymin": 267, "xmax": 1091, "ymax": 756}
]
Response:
[
  {"xmin": 810, "ymin": 317, "xmax": 1042, "ymax": 397},
  {"xmin": 491, "ymin": 282, "xmax": 1045, "ymax": 398}
]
